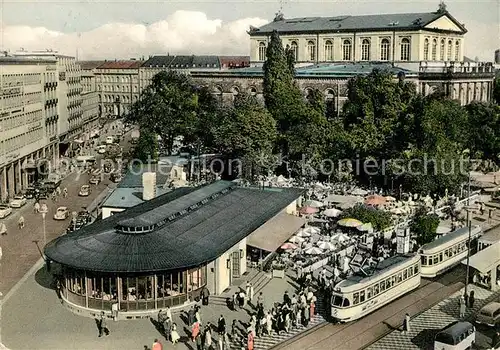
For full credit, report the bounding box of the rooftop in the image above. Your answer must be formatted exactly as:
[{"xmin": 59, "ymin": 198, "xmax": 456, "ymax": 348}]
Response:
[
  {"xmin": 44, "ymin": 181, "xmax": 304, "ymax": 273},
  {"xmin": 101, "ymin": 187, "xmax": 172, "ymax": 209},
  {"xmin": 420, "ymin": 225, "xmax": 482, "ymax": 252},
  {"xmin": 251, "ymin": 11, "xmax": 466, "ymax": 35},
  {"xmin": 97, "ymin": 60, "xmax": 143, "ymax": 69},
  {"xmin": 78, "ymin": 60, "xmax": 106, "ymax": 70}
]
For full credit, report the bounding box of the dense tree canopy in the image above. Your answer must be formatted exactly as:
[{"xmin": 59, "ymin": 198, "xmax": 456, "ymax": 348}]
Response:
[
  {"xmin": 410, "ymin": 206, "xmax": 440, "ymax": 245},
  {"xmin": 338, "ymin": 204, "xmax": 392, "ymax": 231}
]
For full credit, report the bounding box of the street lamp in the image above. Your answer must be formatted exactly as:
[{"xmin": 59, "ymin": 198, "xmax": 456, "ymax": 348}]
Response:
[
  {"xmin": 40, "ymin": 203, "xmax": 49, "ymax": 248},
  {"xmin": 463, "ymin": 149, "xmax": 472, "ymax": 298}
]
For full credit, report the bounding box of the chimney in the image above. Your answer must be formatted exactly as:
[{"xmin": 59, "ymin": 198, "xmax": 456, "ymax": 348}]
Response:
[{"xmin": 142, "ymin": 172, "xmax": 156, "ymax": 200}]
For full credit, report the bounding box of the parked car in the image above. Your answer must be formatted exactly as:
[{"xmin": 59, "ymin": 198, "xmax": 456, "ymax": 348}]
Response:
[
  {"xmin": 77, "ymin": 211, "xmax": 92, "ymax": 225},
  {"xmin": 66, "ymin": 220, "xmax": 85, "ymax": 233},
  {"xmin": 106, "ymin": 136, "xmax": 114, "ymax": 144},
  {"xmin": 78, "ymin": 185, "xmax": 91, "ymax": 197},
  {"xmin": 476, "ymin": 302, "xmax": 500, "ymax": 326},
  {"xmin": 0, "ymin": 205, "xmax": 12, "ymax": 218},
  {"xmin": 53, "ymin": 206, "xmax": 69, "ymax": 220},
  {"xmin": 25, "ymin": 186, "xmax": 36, "ymax": 199},
  {"xmin": 9, "ymin": 195, "xmax": 27, "ymax": 208},
  {"xmin": 97, "ymin": 145, "xmax": 107, "ymax": 154}
]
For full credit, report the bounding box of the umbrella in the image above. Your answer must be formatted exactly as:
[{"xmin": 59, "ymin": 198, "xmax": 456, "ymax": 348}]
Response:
[
  {"xmin": 331, "ymin": 233, "xmax": 350, "ymax": 243},
  {"xmin": 436, "ymin": 226, "xmax": 451, "ymax": 234},
  {"xmin": 365, "ymin": 195, "xmax": 387, "ymax": 206},
  {"xmin": 313, "ymin": 182, "xmax": 326, "ymax": 190},
  {"xmin": 323, "ymin": 208, "xmax": 342, "ymax": 217},
  {"xmin": 281, "ymin": 242, "xmax": 298, "ymax": 250},
  {"xmin": 337, "ymin": 218, "xmax": 363, "ymax": 227},
  {"xmin": 351, "ymin": 188, "xmax": 368, "ymax": 196},
  {"xmin": 304, "ymin": 199, "xmax": 324, "ymax": 208},
  {"xmin": 357, "ymin": 222, "xmax": 374, "ymax": 233},
  {"xmin": 304, "ymin": 247, "xmax": 324, "ymax": 255},
  {"xmin": 302, "ymin": 226, "xmax": 320, "ymax": 234},
  {"xmin": 299, "ymin": 206, "xmax": 319, "ymax": 215},
  {"xmin": 317, "ymin": 241, "xmax": 336, "ymax": 250},
  {"xmin": 309, "ymin": 217, "xmax": 328, "ymax": 223},
  {"xmin": 385, "ymin": 196, "xmax": 397, "ymax": 202},
  {"xmin": 390, "ymin": 207, "xmax": 404, "ymax": 215},
  {"xmin": 289, "ymin": 235, "xmax": 305, "ymax": 243},
  {"xmin": 297, "ymin": 230, "xmax": 311, "ymax": 238}
]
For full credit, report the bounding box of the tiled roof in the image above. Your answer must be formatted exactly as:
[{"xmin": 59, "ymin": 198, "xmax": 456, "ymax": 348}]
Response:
[
  {"xmin": 170, "ymin": 55, "xmax": 220, "ymax": 69},
  {"xmin": 251, "ymin": 11, "xmax": 466, "ymax": 35},
  {"xmin": 219, "ymin": 56, "xmax": 250, "ymax": 68},
  {"xmin": 44, "ymin": 181, "xmax": 304, "ymax": 273},
  {"xmin": 78, "ymin": 60, "xmax": 106, "ymax": 70},
  {"xmin": 141, "ymin": 55, "xmax": 176, "ymax": 68},
  {"xmin": 98, "ymin": 60, "xmax": 143, "ymax": 69}
]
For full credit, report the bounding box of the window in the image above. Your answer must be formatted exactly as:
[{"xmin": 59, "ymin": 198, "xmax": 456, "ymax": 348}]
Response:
[
  {"xmin": 380, "ymin": 38, "xmax": 390, "ymax": 61},
  {"xmin": 373, "ymin": 284, "xmax": 379, "ymax": 295},
  {"xmin": 258, "ymin": 42, "xmax": 266, "ymax": 61},
  {"xmin": 290, "ymin": 41, "xmax": 298, "ymax": 61},
  {"xmin": 424, "ymin": 39, "xmax": 429, "ymax": 60},
  {"xmin": 380, "ymin": 281, "xmax": 386, "ymax": 292},
  {"xmin": 324, "ymin": 40, "xmax": 334, "ymax": 61},
  {"xmin": 455, "ymin": 40, "xmax": 460, "ymax": 61},
  {"xmin": 421, "ymin": 256, "xmax": 427, "ymax": 266},
  {"xmin": 414, "ymin": 264, "xmax": 419, "ymax": 273},
  {"xmin": 440, "ymin": 39, "xmax": 445, "ymax": 60},
  {"xmin": 361, "ymin": 39, "xmax": 370, "ymax": 61},
  {"xmin": 400, "ymin": 38, "xmax": 410, "ymax": 61},
  {"xmin": 367, "ymin": 287, "xmax": 373, "ymax": 299},
  {"xmin": 342, "ymin": 39, "xmax": 352, "ymax": 61},
  {"xmin": 433, "ymin": 255, "xmax": 439, "ymax": 265},
  {"xmin": 432, "ymin": 39, "xmax": 437, "ymax": 60},
  {"xmin": 307, "ymin": 41, "xmax": 316, "ymax": 61},
  {"xmin": 353, "ymin": 292, "xmax": 359, "ymax": 305},
  {"xmin": 359, "ymin": 291, "xmax": 365, "ymax": 302},
  {"xmin": 403, "ymin": 270, "xmax": 408, "ymax": 280},
  {"xmin": 397, "ymin": 273, "xmax": 402, "ymax": 283},
  {"xmin": 447, "ymin": 40, "xmax": 452, "ymax": 60}
]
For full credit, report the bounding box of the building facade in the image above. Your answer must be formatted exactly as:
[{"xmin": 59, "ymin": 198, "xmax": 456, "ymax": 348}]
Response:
[
  {"xmin": 0, "ymin": 57, "xmax": 60, "ymax": 200},
  {"xmin": 495, "ymin": 49, "xmax": 500, "ymax": 65}
]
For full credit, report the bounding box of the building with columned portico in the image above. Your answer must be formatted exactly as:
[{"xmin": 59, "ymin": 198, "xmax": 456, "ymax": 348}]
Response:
[{"xmin": 44, "ymin": 181, "xmax": 303, "ymax": 319}]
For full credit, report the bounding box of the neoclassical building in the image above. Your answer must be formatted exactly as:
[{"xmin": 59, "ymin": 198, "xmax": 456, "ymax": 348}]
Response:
[{"xmin": 190, "ymin": 7, "xmax": 496, "ymax": 108}]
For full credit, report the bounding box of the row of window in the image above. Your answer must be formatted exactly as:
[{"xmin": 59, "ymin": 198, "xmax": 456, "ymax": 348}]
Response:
[
  {"xmin": 1, "ymin": 126, "xmax": 44, "ymax": 154},
  {"xmin": 24, "ymin": 92, "xmax": 42, "ymax": 105},
  {"xmin": 332, "ymin": 263, "xmax": 420, "ymax": 308},
  {"xmin": 258, "ymin": 38, "xmax": 461, "ymax": 62},
  {"xmin": 96, "ymin": 75, "xmax": 139, "ymax": 83},
  {"xmin": 0, "ymin": 110, "xmax": 41, "ymax": 131},
  {"xmin": 2, "ymin": 94, "xmax": 23, "ymax": 108},
  {"xmin": 421, "ymin": 240, "xmax": 468, "ymax": 266},
  {"xmin": 97, "ymin": 84, "xmax": 139, "ymax": 93},
  {"xmin": 423, "ymin": 38, "xmax": 460, "ymax": 61},
  {"xmin": 99, "ymin": 94, "xmax": 138, "ymax": 104}
]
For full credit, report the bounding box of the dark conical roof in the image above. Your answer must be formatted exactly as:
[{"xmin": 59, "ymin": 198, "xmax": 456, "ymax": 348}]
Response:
[{"xmin": 45, "ymin": 181, "xmax": 304, "ymax": 273}]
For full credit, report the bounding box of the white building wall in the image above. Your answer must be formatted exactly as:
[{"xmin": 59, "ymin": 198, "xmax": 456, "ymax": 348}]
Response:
[
  {"xmin": 213, "ymin": 237, "xmax": 247, "ymax": 295},
  {"xmin": 101, "ymin": 207, "xmax": 125, "ymax": 219}
]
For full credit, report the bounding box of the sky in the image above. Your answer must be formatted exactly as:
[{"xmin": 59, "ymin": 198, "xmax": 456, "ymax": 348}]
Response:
[{"xmin": 0, "ymin": 0, "xmax": 498, "ymax": 60}]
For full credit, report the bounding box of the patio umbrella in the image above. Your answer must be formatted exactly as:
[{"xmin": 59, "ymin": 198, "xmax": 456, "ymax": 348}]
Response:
[
  {"xmin": 296, "ymin": 230, "xmax": 311, "ymax": 238},
  {"xmin": 351, "ymin": 188, "xmax": 368, "ymax": 196},
  {"xmin": 289, "ymin": 235, "xmax": 305, "ymax": 244},
  {"xmin": 337, "ymin": 218, "xmax": 363, "ymax": 227},
  {"xmin": 299, "ymin": 206, "xmax": 319, "ymax": 215},
  {"xmin": 436, "ymin": 226, "xmax": 451, "ymax": 234},
  {"xmin": 281, "ymin": 242, "xmax": 298, "ymax": 250},
  {"xmin": 313, "ymin": 182, "xmax": 326, "ymax": 190},
  {"xmin": 385, "ymin": 196, "xmax": 397, "ymax": 202},
  {"xmin": 323, "ymin": 208, "xmax": 342, "ymax": 217},
  {"xmin": 304, "ymin": 247, "xmax": 324, "ymax": 255},
  {"xmin": 331, "ymin": 233, "xmax": 350, "ymax": 243},
  {"xmin": 304, "ymin": 199, "xmax": 324, "ymax": 208},
  {"xmin": 365, "ymin": 195, "xmax": 387, "ymax": 206},
  {"xmin": 302, "ymin": 226, "xmax": 321, "ymax": 235},
  {"xmin": 357, "ymin": 222, "xmax": 374, "ymax": 233},
  {"xmin": 317, "ymin": 241, "xmax": 336, "ymax": 250}
]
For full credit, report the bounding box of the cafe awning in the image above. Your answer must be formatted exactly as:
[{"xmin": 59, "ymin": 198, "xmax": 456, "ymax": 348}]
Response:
[
  {"xmin": 247, "ymin": 212, "xmax": 306, "ymax": 252},
  {"xmin": 463, "ymin": 241, "xmax": 500, "ymax": 273}
]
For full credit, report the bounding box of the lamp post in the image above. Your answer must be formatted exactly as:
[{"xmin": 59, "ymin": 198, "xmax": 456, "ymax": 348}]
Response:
[
  {"xmin": 463, "ymin": 149, "xmax": 472, "ymax": 298},
  {"xmin": 40, "ymin": 203, "xmax": 48, "ymax": 248}
]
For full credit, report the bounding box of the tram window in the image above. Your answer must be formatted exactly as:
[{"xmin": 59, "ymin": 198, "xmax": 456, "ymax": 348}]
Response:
[
  {"xmin": 444, "ymin": 249, "xmax": 449, "ymax": 258},
  {"xmin": 331, "ymin": 295, "xmax": 343, "ymax": 306},
  {"xmin": 397, "ymin": 273, "xmax": 402, "ymax": 283},
  {"xmin": 359, "ymin": 291, "xmax": 365, "ymax": 302},
  {"xmin": 373, "ymin": 284, "xmax": 379, "ymax": 295},
  {"xmin": 452, "ymin": 245, "xmax": 457, "ymax": 255},
  {"xmin": 414, "ymin": 264, "xmax": 419, "ymax": 273},
  {"xmin": 421, "ymin": 256, "xmax": 427, "ymax": 266},
  {"xmin": 403, "ymin": 270, "xmax": 408, "ymax": 280},
  {"xmin": 392, "ymin": 276, "xmax": 396, "ymax": 286},
  {"xmin": 409, "ymin": 267, "xmax": 414, "ymax": 277},
  {"xmin": 367, "ymin": 287, "xmax": 372, "ymax": 299},
  {"xmin": 380, "ymin": 281, "xmax": 386, "ymax": 292},
  {"xmin": 433, "ymin": 255, "xmax": 439, "ymax": 265},
  {"xmin": 439, "ymin": 252, "xmax": 443, "ymax": 262},
  {"xmin": 353, "ymin": 292, "xmax": 359, "ymax": 305},
  {"xmin": 386, "ymin": 279, "xmax": 391, "ymax": 289},
  {"xmin": 342, "ymin": 298, "xmax": 350, "ymax": 307}
]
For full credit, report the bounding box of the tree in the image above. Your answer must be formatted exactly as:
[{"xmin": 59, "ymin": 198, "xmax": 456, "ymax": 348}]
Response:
[
  {"xmin": 126, "ymin": 71, "xmax": 212, "ymax": 155},
  {"xmin": 466, "ymin": 102, "xmax": 500, "ymax": 162},
  {"xmin": 338, "ymin": 204, "xmax": 392, "ymax": 231},
  {"xmin": 134, "ymin": 128, "xmax": 158, "ymax": 162},
  {"xmin": 493, "ymin": 75, "xmax": 500, "ymax": 105},
  {"xmin": 212, "ymin": 94, "xmax": 277, "ymax": 179},
  {"xmin": 410, "ymin": 206, "xmax": 439, "ymax": 245}
]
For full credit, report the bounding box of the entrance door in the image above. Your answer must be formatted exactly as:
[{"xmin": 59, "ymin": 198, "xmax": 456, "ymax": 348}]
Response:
[{"xmin": 232, "ymin": 252, "xmax": 240, "ymax": 278}]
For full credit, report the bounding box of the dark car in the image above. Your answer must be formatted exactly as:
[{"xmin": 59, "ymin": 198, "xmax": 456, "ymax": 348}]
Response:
[
  {"xmin": 43, "ymin": 180, "xmax": 62, "ymax": 193},
  {"xmin": 66, "ymin": 221, "xmax": 85, "ymax": 233},
  {"xmin": 25, "ymin": 186, "xmax": 36, "ymax": 199},
  {"xmin": 77, "ymin": 211, "xmax": 92, "ymax": 224}
]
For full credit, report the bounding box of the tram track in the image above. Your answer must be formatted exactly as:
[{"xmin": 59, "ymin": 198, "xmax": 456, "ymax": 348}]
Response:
[{"xmin": 271, "ymin": 265, "xmax": 465, "ymax": 350}]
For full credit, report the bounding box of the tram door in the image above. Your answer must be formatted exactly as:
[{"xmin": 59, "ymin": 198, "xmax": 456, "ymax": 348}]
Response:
[{"xmin": 232, "ymin": 252, "xmax": 241, "ymax": 279}]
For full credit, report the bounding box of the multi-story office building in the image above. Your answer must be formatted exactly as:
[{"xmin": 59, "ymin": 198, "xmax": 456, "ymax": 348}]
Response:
[
  {"xmin": 94, "ymin": 61, "xmax": 142, "ymax": 118},
  {"xmin": 0, "ymin": 56, "xmax": 60, "ymax": 200},
  {"xmin": 78, "ymin": 61, "xmax": 103, "ymax": 139}
]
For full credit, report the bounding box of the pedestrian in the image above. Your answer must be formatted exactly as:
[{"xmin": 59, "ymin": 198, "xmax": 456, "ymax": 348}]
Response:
[
  {"xmin": 34, "ymin": 201, "xmax": 40, "ymax": 213},
  {"xmin": 233, "ymin": 292, "xmax": 239, "ymax": 310},
  {"xmin": 164, "ymin": 317, "xmax": 172, "ymax": 341},
  {"xmin": 18, "ymin": 216, "xmax": 24, "ymax": 229},
  {"xmin": 201, "ymin": 285, "xmax": 210, "ymax": 305},
  {"xmin": 239, "ymin": 290, "xmax": 246, "ymax": 308},
  {"xmin": 402, "ymin": 313, "xmax": 410, "ymax": 335},
  {"xmin": 112, "ymin": 301, "xmax": 119, "ymax": 321},
  {"xmin": 459, "ymin": 296, "xmax": 466, "ymax": 318},
  {"xmin": 231, "ymin": 319, "xmax": 238, "ymax": 341},
  {"xmin": 0, "ymin": 221, "xmax": 6, "ymax": 236},
  {"xmin": 217, "ymin": 315, "xmax": 226, "ymax": 335},
  {"xmin": 205, "ymin": 325, "xmax": 213, "ymax": 350},
  {"xmin": 152, "ymin": 339, "xmax": 163, "ymax": 350},
  {"xmin": 257, "ymin": 292, "xmax": 264, "ymax": 308},
  {"xmin": 99, "ymin": 312, "xmax": 110, "ymax": 337},
  {"xmin": 63, "ymin": 187, "xmax": 68, "ymax": 198},
  {"xmin": 247, "ymin": 329, "xmax": 254, "ymax": 350},
  {"xmin": 469, "ymin": 290, "xmax": 475, "ymax": 309},
  {"xmin": 283, "ymin": 291, "xmax": 291, "ymax": 306},
  {"xmin": 188, "ymin": 306, "xmax": 196, "ymax": 326},
  {"xmin": 463, "ymin": 290, "xmax": 469, "ymax": 307},
  {"xmin": 192, "ymin": 321, "xmax": 200, "ymax": 342},
  {"xmin": 165, "ymin": 306, "xmax": 172, "ymax": 321},
  {"xmin": 171, "ymin": 323, "xmax": 180, "ymax": 344},
  {"xmin": 195, "ymin": 331, "xmax": 203, "ymax": 350},
  {"xmin": 310, "ymin": 298, "xmax": 316, "ymax": 319},
  {"xmin": 195, "ymin": 306, "xmax": 202, "ymax": 325},
  {"xmin": 157, "ymin": 309, "xmax": 164, "ymax": 328}
]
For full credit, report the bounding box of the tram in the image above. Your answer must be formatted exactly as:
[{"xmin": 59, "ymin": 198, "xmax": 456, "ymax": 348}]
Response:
[
  {"xmin": 330, "ymin": 254, "xmax": 421, "ymax": 322},
  {"xmin": 419, "ymin": 225, "xmax": 482, "ymax": 278}
]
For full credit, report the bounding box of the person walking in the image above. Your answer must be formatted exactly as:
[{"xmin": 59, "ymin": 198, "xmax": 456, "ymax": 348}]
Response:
[
  {"xmin": 201, "ymin": 286, "xmax": 210, "ymax": 305},
  {"xmin": 459, "ymin": 296, "xmax": 466, "ymax": 318},
  {"xmin": 402, "ymin": 313, "xmax": 410, "ymax": 335},
  {"xmin": 205, "ymin": 325, "xmax": 213, "ymax": 350},
  {"xmin": 192, "ymin": 321, "xmax": 201, "ymax": 342},
  {"xmin": 217, "ymin": 315, "xmax": 226, "ymax": 335},
  {"xmin": 171, "ymin": 323, "xmax": 180, "ymax": 344},
  {"xmin": 469, "ymin": 290, "xmax": 475, "ymax": 309},
  {"xmin": 0, "ymin": 221, "xmax": 6, "ymax": 236},
  {"xmin": 18, "ymin": 216, "xmax": 24, "ymax": 229},
  {"xmin": 152, "ymin": 339, "xmax": 163, "ymax": 350},
  {"xmin": 257, "ymin": 292, "xmax": 264, "ymax": 308},
  {"xmin": 99, "ymin": 312, "xmax": 110, "ymax": 337},
  {"xmin": 112, "ymin": 302, "xmax": 119, "ymax": 321},
  {"xmin": 247, "ymin": 329, "xmax": 254, "ymax": 350},
  {"xmin": 195, "ymin": 331, "xmax": 203, "ymax": 350},
  {"xmin": 63, "ymin": 187, "xmax": 68, "ymax": 198},
  {"xmin": 195, "ymin": 306, "xmax": 202, "ymax": 325},
  {"xmin": 34, "ymin": 201, "xmax": 40, "ymax": 213},
  {"xmin": 164, "ymin": 317, "xmax": 172, "ymax": 342}
]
